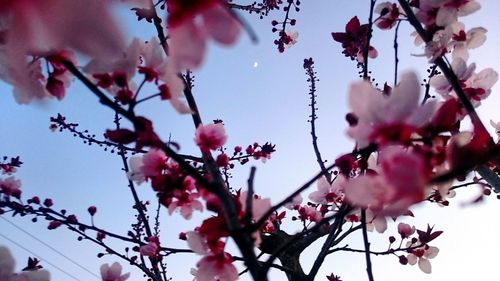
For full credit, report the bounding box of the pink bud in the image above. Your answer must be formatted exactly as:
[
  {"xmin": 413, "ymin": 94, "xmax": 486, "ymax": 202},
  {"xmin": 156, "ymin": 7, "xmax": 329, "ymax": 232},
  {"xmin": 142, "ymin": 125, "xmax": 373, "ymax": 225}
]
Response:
[{"xmin": 88, "ymin": 206, "xmax": 97, "ymax": 216}]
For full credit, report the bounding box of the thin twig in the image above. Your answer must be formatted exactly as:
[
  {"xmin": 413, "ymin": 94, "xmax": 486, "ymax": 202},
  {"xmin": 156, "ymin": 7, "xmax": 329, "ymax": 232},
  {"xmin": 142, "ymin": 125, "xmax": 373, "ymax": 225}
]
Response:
[
  {"xmin": 361, "ymin": 210, "xmax": 375, "ymax": 281},
  {"xmin": 245, "ymin": 167, "xmax": 257, "ymax": 226}
]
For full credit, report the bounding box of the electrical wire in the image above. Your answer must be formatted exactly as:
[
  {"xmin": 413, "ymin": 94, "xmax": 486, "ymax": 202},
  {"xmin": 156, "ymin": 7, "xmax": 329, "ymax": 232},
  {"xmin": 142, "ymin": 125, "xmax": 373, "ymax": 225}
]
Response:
[
  {"xmin": 0, "ymin": 216, "xmax": 100, "ymax": 279},
  {"xmin": 0, "ymin": 231, "xmax": 84, "ymax": 281}
]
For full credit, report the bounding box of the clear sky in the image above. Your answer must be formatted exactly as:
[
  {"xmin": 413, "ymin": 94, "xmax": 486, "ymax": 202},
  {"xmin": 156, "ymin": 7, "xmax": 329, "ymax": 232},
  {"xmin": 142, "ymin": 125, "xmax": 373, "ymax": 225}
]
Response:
[{"xmin": 1, "ymin": 1, "xmax": 500, "ymax": 281}]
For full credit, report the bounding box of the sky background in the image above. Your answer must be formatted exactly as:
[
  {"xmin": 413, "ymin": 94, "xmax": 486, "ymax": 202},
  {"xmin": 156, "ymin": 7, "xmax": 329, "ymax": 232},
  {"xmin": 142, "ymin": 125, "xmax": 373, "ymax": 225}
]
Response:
[{"xmin": 1, "ymin": 1, "xmax": 500, "ymax": 280}]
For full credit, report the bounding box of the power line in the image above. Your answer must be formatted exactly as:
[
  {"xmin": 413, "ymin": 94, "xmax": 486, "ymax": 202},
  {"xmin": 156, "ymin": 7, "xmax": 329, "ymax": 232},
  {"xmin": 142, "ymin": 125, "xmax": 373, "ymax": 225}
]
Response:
[
  {"xmin": 0, "ymin": 231, "xmax": 83, "ymax": 281},
  {"xmin": 0, "ymin": 216, "xmax": 100, "ymax": 279}
]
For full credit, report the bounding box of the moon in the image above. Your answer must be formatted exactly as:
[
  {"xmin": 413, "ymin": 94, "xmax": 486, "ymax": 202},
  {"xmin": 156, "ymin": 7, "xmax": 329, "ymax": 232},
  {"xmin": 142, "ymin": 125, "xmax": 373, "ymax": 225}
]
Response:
[{"xmin": 253, "ymin": 62, "xmax": 259, "ymax": 68}]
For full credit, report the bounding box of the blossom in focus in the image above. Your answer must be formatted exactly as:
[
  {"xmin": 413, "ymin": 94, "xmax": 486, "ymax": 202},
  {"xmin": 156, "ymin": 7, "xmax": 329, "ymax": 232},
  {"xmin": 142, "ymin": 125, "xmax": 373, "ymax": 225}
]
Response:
[
  {"xmin": 100, "ymin": 262, "xmax": 130, "ymax": 281},
  {"xmin": 407, "ymin": 245, "xmax": 439, "ymax": 273},
  {"xmin": 449, "ymin": 22, "xmax": 487, "ymax": 61},
  {"xmin": 331, "ymin": 16, "xmax": 378, "ymax": 62},
  {"xmin": 195, "ymin": 123, "xmax": 228, "ymax": 153},
  {"xmin": 167, "ymin": 0, "xmax": 241, "ymax": 70},
  {"xmin": 397, "ymin": 222, "xmax": 416, "ymax": 238}
]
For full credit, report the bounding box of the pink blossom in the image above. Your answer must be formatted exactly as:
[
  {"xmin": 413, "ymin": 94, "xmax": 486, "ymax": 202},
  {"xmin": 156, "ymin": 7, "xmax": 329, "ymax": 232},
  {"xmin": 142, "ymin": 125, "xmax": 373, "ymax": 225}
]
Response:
[
  {"xmin": 0, "ymin": 1, "xmax": 129, "ymax": 104},
  {"xmin": 167, "ymin": 1, "xmax": 240, "ymax": 70},
  {"xmin": 464, "ymin": 67, "xmax": 498, "ymax": 105},
  {"xmin": 397, "ymin": 222, "xmax": 416, "ymax": 238},
  {"xmin": 284, "ymin": 30, "xmax": 299, "ymax": 48},
  {"xmin": 167, "ymin": 192, "xmax": 204, "ymax": 220},
  {"xmin": 195, "ymin": 253, "xmax": 238, "ymax": 281},
  {"xmin": 449, "ymin": 22, "xmax": 487, "ymax": 60},
  {"xmin": 430, "ymin": 57, "xmax": 475, "ymax": 96},
  {"xmin": 186, "ymin": 231, "xmax": 210, "ymax": 255},
  {"xmin": 84, "ymin": 37, "xmax": 142, "ymax": 84},
  {"xmin": 308, "ymin": 175, "xmax": 345, "ymax": 205},
  {"xmin": 298, "ymin": 205, "xmax": 323, "ymax": 222},
  {"xmin": 195, "ymin": 123, "xmax": 228, "ymax": 153},
  {"xmin": 344, "ymin": 146, "xmax": 428, "ymax": 216},
  {"xmin": 0, "ymin": 176, "xmax": 21, "ymax": 198},
  {"xmin": 435, "ymin": 0, "xmax": 481, "ymax": 27},
  {"xmin": 139, "ymin": 236, "xmax": 160, "ymax": 258},
  {"xmin": 375, "ymin": 2, "xmax": 400, "ymax": 30},
  {"xmin": 100, "ymin": 262, "xmax": 130, "ymax": 281},
  {"xmin": 238, "ymin": 191, "xmax": 271, "ymax": 221},
  {"xmin": 284, "ymin": 194, "xmax": 303, "ymax": 210},
  {"xmin": 127, "ymin": 156, "xmax": 146, "ymax": 184},
  {"xmin": 347, "ymin": 72, "xmax": 436, "ymax": 148},
  {"xmin": 141, "ymin": 149, "xmax": 167, "ymax": 178},
  {"xmin": 407, "ymin": 244, "xmax": 439, "ymax": 273}
]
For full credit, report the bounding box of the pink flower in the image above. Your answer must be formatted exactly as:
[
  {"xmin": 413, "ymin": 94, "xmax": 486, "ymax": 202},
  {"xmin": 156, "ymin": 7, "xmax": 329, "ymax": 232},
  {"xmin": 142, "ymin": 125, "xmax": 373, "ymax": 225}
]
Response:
[
  {"xmin": 375, "ymin": 2, "xmax": 400, "ymax": 30},
  {"xmin": 0, "ymin": 1, "xmax": 125, "ymax": 57},
  {"xmin": 344, "ymin": 146, "xmax": 428, "ymax": 216},
  {"xmin": 195, "ymin": 253, "xmax": 238, "ymax": 281},
  {"xmin": 397, "ymin": 222, "xmax": 416, "ymax": 238},
  {"xmin": 100, "ymin": 262, "xmax": 130, "ymax": 281},
  {"xmin": 139, "ymin": 236, "xmax": 160, "ymax": 258},
  {"xmin": 308, "ymin": 175, "xmax": 345, "ymax": 205},
  {"xmin": 347, "ymin": 72, "xmax": 436, "ymax": 148},
  {"xmin": 141, "ymin": 148, "xmax": 167, "ymax": 178},
  {"xmin": 449, "ymin": 22, "xmax": 487, "ymax": 61},
  {"xmin": 167, "ymin": 0, "xmax": 241, "ymax": 70},
  {"xmin": 430, "ymin": 57, "xmax": 475, "ymax": 96},
  {"xmin": 0, "ymin": 176, "xmax": 21, "ymax": 198},
  {"xmin": 167, "ymin": 191, "xmax": 204, "ymax": 220},
  {"xmin": 195, "ymin": 123, "xmax": 228, "ymax": 153},
  {"xmin": 0, "ymin": 0, "xmax": 129, "ymax": 104},
  {"xmin": 127, "ymin": 156, "xmax": 146, "ymax": 184},
  {"xmin": 238, "ymin": 191, "xmax": 271, "ymax": 221},
  {"xmin": 298, "ymin": 205, "xmax": 323, "ymax": 222},
  {"xmin": 407, "ymin": 245, "xmax": 439, "ymax": 273},
  {"xmin": 435, "ymin": 0, "xmax": 481, "ymax": 27},
  {"xmin": 186, "ymin": 231, "xmax": 210, "ymax": 255}
]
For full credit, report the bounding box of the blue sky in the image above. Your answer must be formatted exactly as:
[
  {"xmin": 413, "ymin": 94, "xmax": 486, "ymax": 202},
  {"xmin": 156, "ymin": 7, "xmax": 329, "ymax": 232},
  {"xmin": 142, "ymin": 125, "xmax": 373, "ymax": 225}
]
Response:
[{"xmin": 1, "ymin": 1, "xmax": 500, "ymax": 280}]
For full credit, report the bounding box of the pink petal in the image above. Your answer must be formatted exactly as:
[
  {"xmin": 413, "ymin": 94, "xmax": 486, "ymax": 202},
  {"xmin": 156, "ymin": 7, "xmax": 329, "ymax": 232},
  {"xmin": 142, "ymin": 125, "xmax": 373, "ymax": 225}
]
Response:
[
  {"xmin": 383, "ymin": 72, "xmax": 420, "ymax": 122},
  {"xmin": 418, "ymin": 258, "xmax": 432, "ymax": 274},
  {"xmin": 203, "ymin": 6, "xmax": 241, "ymax": 45},
  {"xmin": 169, "ymin": 20, "xmax": 207, "ymax": 70},
  {"xmin": 348, "ymin": 80, "xmax": 381, "ymax": 122},
  {"xmin": 186, "ymin": 231, "xmax": 209, "ymax": 255}
]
